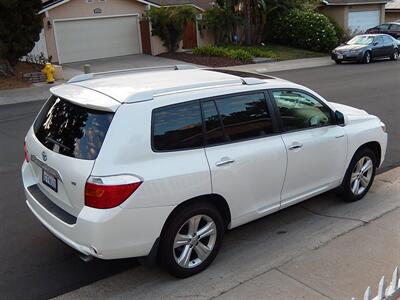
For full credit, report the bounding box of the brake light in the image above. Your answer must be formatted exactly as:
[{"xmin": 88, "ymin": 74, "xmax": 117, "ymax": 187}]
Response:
[
  {"xmin": 85, "ymin": 175, "xmax": 142, "ymax": 209},
  {"xmin": 24, "ymin": 142, "xmax": 29, "ymax": 162}
]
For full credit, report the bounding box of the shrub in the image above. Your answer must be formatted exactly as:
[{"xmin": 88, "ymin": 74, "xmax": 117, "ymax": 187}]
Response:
[
  {"xmin": 224, "ymin": 46, "xmax": 275, "ymax": 58},
  {"xmin": 326, "ymin": 16, "xmax": 345, "ymax": 43},
  {"xmin": 193, "ymin": 46, "xmax": 253, "ymax": 62},
  {"xmin": 147, "ymin": 6, "xmax": 196, "ymax": 52},
  {"xmin": 272, "ymin": 9, "xmax": 338, "ymax": 52}
]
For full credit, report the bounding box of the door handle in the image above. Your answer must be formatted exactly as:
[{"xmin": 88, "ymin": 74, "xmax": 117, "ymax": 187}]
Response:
[
  {"xmin": 335, "ymin": 134, "xmax": 345, "ymax": 139},
  {"xmin": 215, "ymin": 157, "xmax": 235, "ymax": 167},
  {"xmin": 288, "ymin": 143, "xmax": 303, "ymax": 151}
]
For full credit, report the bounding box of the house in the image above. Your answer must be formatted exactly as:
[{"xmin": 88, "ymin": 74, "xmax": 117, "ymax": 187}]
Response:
[
  {"xmin": 34, "ymin": 0, "xmax": 214, "ymax": 64},
  {"xmin": 386, "ymin": 0, "xmax": 400, "ymax": 21},
  {"xmin": 318, "ymin": 0, "xmax": 387, "ymax": 33}
]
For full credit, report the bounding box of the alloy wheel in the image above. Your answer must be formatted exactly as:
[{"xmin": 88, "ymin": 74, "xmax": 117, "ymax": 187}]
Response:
[
  {"xmin": 350, "ymin": 156, "xmax": 373, "ymax": 195},
  {"xmin": 394, "ymin": 50, "xmax": 399, "ymax": 60},
  {"xmin": 365, "ymin": 52, "xmax": 371, "ymax": 63},
  {"xmin": 173, "ymin": 215, "xmax": 217, "ymax": 269}
]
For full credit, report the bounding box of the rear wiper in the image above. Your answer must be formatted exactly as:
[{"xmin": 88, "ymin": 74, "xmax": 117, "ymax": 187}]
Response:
[{"xmin": 45, "ymin": 137, "xmax": 72, "ymax": 151}]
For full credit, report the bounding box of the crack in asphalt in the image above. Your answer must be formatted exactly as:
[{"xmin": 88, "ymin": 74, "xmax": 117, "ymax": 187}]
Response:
[
  {"xmin": 275, "ymin": 268, "xmax": 334, "ymax": 300},
  {"xmin": 299, "ymin": 205, "xmax": 369, "ymax": 225}
]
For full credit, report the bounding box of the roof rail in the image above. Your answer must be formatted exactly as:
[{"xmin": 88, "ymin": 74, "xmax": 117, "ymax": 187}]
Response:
[{"xmin": 67, "ymin": 64, "xmax": 198, "ymax": 83}]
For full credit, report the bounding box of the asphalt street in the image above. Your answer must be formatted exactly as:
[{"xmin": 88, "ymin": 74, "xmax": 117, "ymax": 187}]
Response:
[{"xmin": 0, "ymin": 59, "xmax": 399, "ymax": 299}]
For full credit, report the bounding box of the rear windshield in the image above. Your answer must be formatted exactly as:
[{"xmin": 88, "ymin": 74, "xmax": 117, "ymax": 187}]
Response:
[{"xmin": 34, "ymin": 96, "xmax": 114, "ymax": 160}]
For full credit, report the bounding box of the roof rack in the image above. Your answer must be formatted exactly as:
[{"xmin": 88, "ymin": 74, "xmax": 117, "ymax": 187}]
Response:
[
  {"xmin": 67, "ymin": 64, "xmax": 199, "ymax": 84},
  {"xmin": 124, "ymin": 77, "xmax": 265, "ymax": 103}
]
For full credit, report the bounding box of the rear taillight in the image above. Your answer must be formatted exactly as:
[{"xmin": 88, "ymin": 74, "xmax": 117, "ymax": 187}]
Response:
[
  {"xmin": 24, "ymin": 142, "xmax": 29, "ymax": 162},
  {"xmin": 84, "ymin": 175, "xmax": 142, "ymax": 209}
]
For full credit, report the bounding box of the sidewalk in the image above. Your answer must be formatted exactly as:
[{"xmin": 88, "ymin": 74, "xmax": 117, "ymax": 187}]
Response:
[
  {"xmin": 0, "ymin": 66, "xmax": 81, "ymax": 106},
  {"xmin": 55, "ymin": 167, "xmax": 400, "ymax": 300},
  {"xmin": 0, "ymin": 56, "xmax": 332, "ymax": 106},
  {"xmin": 224, "ymin": 56, "xmax": 333, "ymax": 73}
]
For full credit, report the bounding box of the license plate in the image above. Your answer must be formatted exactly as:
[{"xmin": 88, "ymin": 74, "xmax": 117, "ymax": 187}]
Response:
[
  {"xmin": 42, "ymin": 169, "xmax": 58, "ymax": 192},
  {"xmin": 337, "ymin": 54, "xmax": 343, "ymax": 59}
]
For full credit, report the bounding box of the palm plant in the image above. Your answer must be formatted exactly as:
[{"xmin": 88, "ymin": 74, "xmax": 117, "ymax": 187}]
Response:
[{"xmin": 147, "ymin": 6, "xmax": 196, "ymax": 52}]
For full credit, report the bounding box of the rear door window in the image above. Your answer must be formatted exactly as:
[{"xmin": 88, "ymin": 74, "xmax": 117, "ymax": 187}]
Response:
[
  {"xmin": 34, "ymin": 96, "xmax": 114, "ymax": 160},
  {"xmin": 152, "ymin": 101, "xmax": 203, "ymax": 151},
  {"xmin": 204, "ymin": 92, "xmax": 273, "ymax": 145}
]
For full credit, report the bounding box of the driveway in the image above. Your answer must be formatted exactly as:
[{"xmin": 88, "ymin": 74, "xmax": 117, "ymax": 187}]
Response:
[{"xmin": 63, "ymin": 54, "xmax": 200, "ymax": 74}]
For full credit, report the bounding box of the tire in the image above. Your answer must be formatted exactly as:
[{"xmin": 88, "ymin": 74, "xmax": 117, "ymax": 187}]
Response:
[
  {"xmin": 159, "ymin": 202, "xmax": 224, "ymax": 278},
  {"xmin": 338, "ymin": 147, "xmax": 377, "ymax": 202},
  {"xmin": 391, "ymin": 48, "xmax": 399, "ymax": 61},
  {"xmin": 363, "ymin": 51, "xmax": 372, "ymax": 64},
  {"xmin": 335, "ymin": 60, "xmax": 342, "ymax": 64}
]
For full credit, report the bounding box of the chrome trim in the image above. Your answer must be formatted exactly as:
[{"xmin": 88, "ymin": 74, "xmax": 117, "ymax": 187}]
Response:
[{"xmin": 31, "ymin": 154, "xmax": 63, "ymax": 182}]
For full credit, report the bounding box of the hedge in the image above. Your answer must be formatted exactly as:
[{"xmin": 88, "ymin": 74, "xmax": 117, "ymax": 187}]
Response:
[
  {"xmin": 193, "ymin": 46, "xmax": 253, "ymax": 62},
  {"xmin": 272, "ymin": 10, "xmax": 338, "ymax": 52}
]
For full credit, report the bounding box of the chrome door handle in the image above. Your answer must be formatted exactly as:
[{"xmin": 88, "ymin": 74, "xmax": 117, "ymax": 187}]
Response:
[
  {"xmin": 288, "ymin": 143, "xmax": 303, "ymax": 151},
  {"xmin": 215, "ymin": 158, "xmax": 235, "ymax": 167}
]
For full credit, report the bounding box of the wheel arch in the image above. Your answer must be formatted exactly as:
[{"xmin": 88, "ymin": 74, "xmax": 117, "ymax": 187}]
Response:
[
  {"xmin": 354, "ymin": 141, "xmax": 381, "ymax": 165},
  {"xmin": 161, "ymin": 194, "xmax": 232, "ymax": 235}
]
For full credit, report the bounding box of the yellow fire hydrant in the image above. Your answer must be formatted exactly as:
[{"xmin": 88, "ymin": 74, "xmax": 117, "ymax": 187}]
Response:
[{"xmin": 42, "ymin": 63, "xmax": 55, "ymax": 84}]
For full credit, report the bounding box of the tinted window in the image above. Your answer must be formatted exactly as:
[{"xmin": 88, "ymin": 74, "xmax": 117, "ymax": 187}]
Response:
[
  {"xmin": 378, "ymin": 24, "xmax": 390, "ymax": 30},
  {"xmin": 383, "ymin": 36, "xmax": 393, "ymax": 43},
  {"xmin": 153, "ymin": 101, "xmax": 203, "ymax": 151},
  {"xmin": 272, "ymin": 90, "xmax": 332, "ymax": 132},
  {"xmin": 213, "ymin": 93, "xmax": 273, "ymax": 142},
  {"xmin": 34, "ymin": 96, "xmax": 114, "ymax": 160},
  {"xmin": 202, "ymin": 100, "xmax": 225, "ymax": 145},
  {"xmin": 392, "ymin": 24, "xmax": 400, "ymax": 30},
  {"xmin": 375, "ymin": 36, "xmax": 384, "ymax": 44}
]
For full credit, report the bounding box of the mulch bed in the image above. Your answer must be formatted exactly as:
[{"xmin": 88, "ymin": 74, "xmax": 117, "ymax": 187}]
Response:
[
  {"xmin": 0, "ymin": 61, "xmax": 43, "ymax": 90},
  {"xmin": 159, "ymin": 52, "xmax": 252, "ymax": 67}
]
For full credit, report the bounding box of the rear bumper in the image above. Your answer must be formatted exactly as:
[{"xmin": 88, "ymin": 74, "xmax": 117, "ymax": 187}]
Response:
[{"xmin": 22, "ymin": 162, "xmax": 174, "ymax": 259}]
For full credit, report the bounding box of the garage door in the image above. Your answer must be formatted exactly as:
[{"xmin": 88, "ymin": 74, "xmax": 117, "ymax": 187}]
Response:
[
  {"xmin": 54, "ymin": 15, "xmax": 141, "ymax": 63},
  {"xmin": 348, "ymin": 10, "xmax": 380, "ymax": 33}
]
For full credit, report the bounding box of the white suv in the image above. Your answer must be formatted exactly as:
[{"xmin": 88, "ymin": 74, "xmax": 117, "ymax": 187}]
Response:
[{"xmin": 22, "ymin": 66, "xmax": 387, "ymax": 277}]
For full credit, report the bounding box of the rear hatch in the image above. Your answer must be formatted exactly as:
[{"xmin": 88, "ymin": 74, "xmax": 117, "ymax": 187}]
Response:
[{"xmin": 26, "ymin": 93, "xmax": 116, "ymax": 217}]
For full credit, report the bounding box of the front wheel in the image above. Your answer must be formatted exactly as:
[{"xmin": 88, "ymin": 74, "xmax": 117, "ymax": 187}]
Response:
[
  {"xmin": 159, "ymin": 202, "xmax": 224, "ymax": 278},
  {"xmin": 338, "ymin": 148, "xmax": 377, "ymax": 202},
  {"xmin": 391, "ymin": 48, "xmax": 399, "ymax": 61},
  {"xmin": 363, "ymin": 51, "xmax": 372, "ymax": 64}
]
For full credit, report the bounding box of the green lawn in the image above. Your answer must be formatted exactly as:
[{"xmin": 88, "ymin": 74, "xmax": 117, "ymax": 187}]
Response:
[{"xmin": 224, "ymin": 44, "xmax": 327, "ymax": 61}]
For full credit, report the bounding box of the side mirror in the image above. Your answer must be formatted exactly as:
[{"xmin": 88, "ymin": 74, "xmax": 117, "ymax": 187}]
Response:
[
  {"xmin": 373, "ymin": 41, "xmax": 379, "ymax": 46},
  {"xmin": 335, "ymin": 110, "xmax": 345, "ymax": 126}
]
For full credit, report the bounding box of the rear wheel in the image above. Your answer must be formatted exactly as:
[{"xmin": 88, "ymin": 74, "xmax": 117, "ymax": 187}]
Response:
[
  {"xmin": 363, "ymin": 51, "xmax": 372, "ymax": 64},
  {"xmin": 338, "ymin": 148, "xmax": 377, "ymax": 202},
  {"xmin": 159, "ymin": 202, "xmax": 224, "ymax": 278},
  {"xmin": 391, "ymin": 48, "xmax": 399, "ymax": 61}
]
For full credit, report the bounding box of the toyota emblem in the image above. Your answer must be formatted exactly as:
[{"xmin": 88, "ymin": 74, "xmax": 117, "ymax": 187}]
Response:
[{"xmin": 42, "ymin": 151, "xmax": 47, "ymax": 161}]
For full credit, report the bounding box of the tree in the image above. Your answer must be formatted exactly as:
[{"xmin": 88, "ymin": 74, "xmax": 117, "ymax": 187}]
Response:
[
  {"xmin": 0, "ymin": 0, "xmax": 43, "ymax": 75},
  {"xmin": 147, "ymin": 6, "xmax": 196, "ymax": 53},
  {"xmin": 203, "ymin": 7, "xmax": 242, "ymax": 45},
  {"xmin": 242, "ymin": 0, "xmax": 302, "ymax": 44}
]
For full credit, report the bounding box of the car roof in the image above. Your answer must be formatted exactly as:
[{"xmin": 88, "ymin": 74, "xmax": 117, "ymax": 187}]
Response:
[{"xmin": 51, "ymin": 68, "xmax": 287, "ymax": 104}]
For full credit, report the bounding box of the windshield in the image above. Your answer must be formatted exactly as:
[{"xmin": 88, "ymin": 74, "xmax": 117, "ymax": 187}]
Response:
[
  {"xmin": 347, "ymin": 36, "xmax": 374, "ymax": 45},
  {"xmin": 34, "ymin": 96, "xmax": 114, "ymax": 160}
]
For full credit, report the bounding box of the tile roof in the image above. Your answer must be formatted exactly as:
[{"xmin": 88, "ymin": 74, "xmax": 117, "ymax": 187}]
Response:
[
  {"xmin": 41, "ymin": 0, "xmax": 212, "ymax": 12},
  {"xmin": 323, "ymin": 0, "xmax": 387, "ymax": 4}
]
